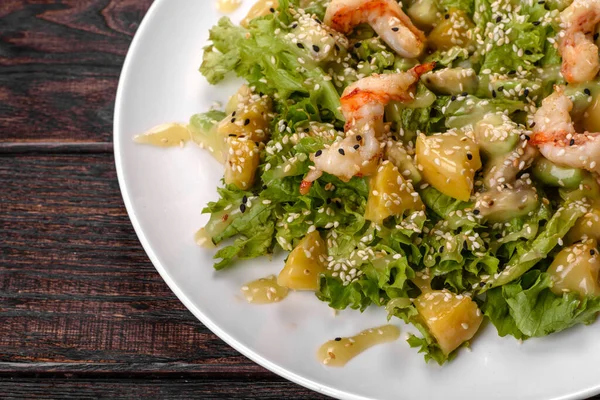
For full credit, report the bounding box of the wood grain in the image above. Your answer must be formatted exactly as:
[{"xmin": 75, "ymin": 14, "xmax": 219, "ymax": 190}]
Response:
[{"xmin": 0, "ymin": 0, "xmax": 152, "ymax": 142}]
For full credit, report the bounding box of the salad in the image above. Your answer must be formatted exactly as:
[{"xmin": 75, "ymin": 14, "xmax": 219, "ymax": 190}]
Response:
[{"xmin": 153, "ymin": 0, "xmax": 600, "ymax": 364}]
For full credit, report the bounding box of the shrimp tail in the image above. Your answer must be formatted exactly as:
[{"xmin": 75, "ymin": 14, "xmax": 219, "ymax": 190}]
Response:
[
  {"xmin": 299, "ymin": 180, "xmax": 313, "ymax": 195},
  {"xmin": 411, "ymin": 62, "xmax": 436, "ymax": 78}
]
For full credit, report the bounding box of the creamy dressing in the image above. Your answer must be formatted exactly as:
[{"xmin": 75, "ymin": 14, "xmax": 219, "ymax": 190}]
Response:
[
  {"xmin": 216, "ymin": 0, "xmax": 242, "ymax": 13},
  {"xmin": 241, "ymin": 275, "xmax": 289, "ymax": 304},
  {"xmin": 194, "ymin": 228, "xmax": 215, "ymax": 249},
  {"xmin": 317, "ymin": 325, "xmax": 400, "ymax": 367},
  {"xmin": 134, "ymin": 123, "xmax": 190, "ymax": 147}
]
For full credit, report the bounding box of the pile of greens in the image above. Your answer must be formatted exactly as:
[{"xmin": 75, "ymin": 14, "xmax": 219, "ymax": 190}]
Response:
[{"xmin": 194, "ymin": 0, "xmax": 600, "ymax": 364}]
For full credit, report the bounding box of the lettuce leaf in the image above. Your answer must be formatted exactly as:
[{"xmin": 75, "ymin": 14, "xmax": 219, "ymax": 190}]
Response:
[{"xmin": 483, "ymin": 271, "xmax": 600, "ymax": 338}]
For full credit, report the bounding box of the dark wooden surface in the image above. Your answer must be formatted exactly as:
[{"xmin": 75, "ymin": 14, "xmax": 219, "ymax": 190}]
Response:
[
  {"xmin": 0, "ymin": 1, "xmax": 327, "ymax": 398},
  {"xmin": 0, "ymin": 1, "xmax": 598, "ymax": 399}
]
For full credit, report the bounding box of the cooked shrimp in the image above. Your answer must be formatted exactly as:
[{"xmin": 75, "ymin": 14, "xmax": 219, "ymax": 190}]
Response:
[
  {"xmin": 324, "ymin": 0, "xmax": 426, "ymax": 59},
  {"xmin": 531, "ymin": 87, "xmax": 600, "ymax": 174},
  {"xmin": 559, "ymin": 0, "xmax": 600, "ymax": 84},
  {"xmin": 300, "ymin": 63, "xmax": 435, "ymax": 194}
]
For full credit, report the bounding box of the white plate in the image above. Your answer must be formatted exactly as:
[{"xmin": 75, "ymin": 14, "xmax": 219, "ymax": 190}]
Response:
[{"xmin": 114, "ymin": 1, "xmax": 600, "ymax": 399}]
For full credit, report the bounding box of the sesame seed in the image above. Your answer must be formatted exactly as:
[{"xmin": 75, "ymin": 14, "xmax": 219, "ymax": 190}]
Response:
[
  {"xmin": 338, "ymin": 148, "xmax": 345, "ymax": 156},
  {"xmin": 391, "ymin": 27, "xmax": 399, "ymax": 32}
]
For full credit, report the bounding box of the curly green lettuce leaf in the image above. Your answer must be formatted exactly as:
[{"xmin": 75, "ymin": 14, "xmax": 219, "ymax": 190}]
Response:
[
  {"xmin": 483, "ymin": 271, "xmax": 600, "ymax": 338},
  {"xmin": 200, "ymin": 2, "xmax": 343, "ymax": 120},
  {"xmin": 485, "ymin": 199, "xmax": 589, "ymax": 289}
]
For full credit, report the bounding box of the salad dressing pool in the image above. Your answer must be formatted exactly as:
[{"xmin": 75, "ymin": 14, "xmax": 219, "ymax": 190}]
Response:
[
  {"xmin": 241, "ymin": 275, "xmax": 289, "ymax": 304},
  {"xmin": 134, "ymin": 123, "xmax": 190, "ymax": 147},
  {"xmin": 216, "ymin": 0, "xmax": 242, "ymax": 13},
  {"xmin": 317, "ymin": 325, "xmax": 400, "ymax": 367}
]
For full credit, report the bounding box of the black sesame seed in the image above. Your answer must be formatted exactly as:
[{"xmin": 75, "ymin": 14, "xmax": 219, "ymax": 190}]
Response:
[
  {"xmin": 356, "ymin": 135, "xmax": 362, "ymax": 141},
  {"xmin": 338, "ymin": 148, "xmax": 345, "ymax": 156},
  {"xmin": 315, "ymin": 149, "xmax": 323, "ymax": 157},
  {"xmin": 495, "ymin": 233, "xmax": 502, "ymax": 239},
  {"xmin": 439, "ymin": 246, "xmax": 444, "ymax": 253},
  {"xmin": 524, "ymin": 89, "xmax": 530, "ymax": 97},
  {"xmin": 313, "ymin": 45, "xmax": 320, "ymax": 52},
  {"xmin": 451, "ymin": 95, "xmax": 457, "ymax": 101},
  {"xmin": 445, "ymin": 13, "xmax": 450, "ymax": 19},
  {"xmin": 315, "ymin": 17, "xmax": 322, "ymax": 24},
  {"xmin": 509, "ymin": 70, "xmax": 516, "ymax": 75},
  {"xmin": 537, "ymin": 0, "xmax": 544, "ymax": 4},
  {"xmin": 498, "ymin": 86, "xmax": 504, "ymax": 92},
  {"xmin": 462, "ymin": 91, "xmax": 468, "ymax": 97},
  {"xmin": 228, "ymin": 134, "xmax": 236, "ymax": 137},
  {"xmin": 496, "ymin": 16, "xmax": 502, "ymax": 23},
  {"xmin": 479, "ymin": 281, "xmax": 486, "ymax": 287},
  {"xmin": 473, "ymin": 209, "xmax": 480, "ymax": 215},
  {"xmin": 335, "ymin": 337, "xmax": 341, "ymax": 341},
  {"xmin": 262, "ymin": 185, "xmax": 267, "ymax": 190},
  {"xmin": 489, "ymin": 200, "xmax": 495, "ymax": 206},
  {"xmin": 244, "ymin": 119, "xmax": 250, "ymax": 126},
  {"xmin": 591, "ymin": 249, "xmax": 596, "ymax": 255},
  {"xmin": 570, "ymin": 138, "xmax": 575, "ymax": 146},
  {"xmin": 392, "ymin": 27, "xmax": 399, "ymax": 32},
  {"xmin": 269, "ymin": 7, "xmax": 275, "ymax": 12},
  {"xmin": 353, "ymin": 144, "xmax": 360, "ymax": 150},
  {"xmin": 585, "ymin": 88, "xmax": 592, "ymax": 96},
  {"xmin": 240, "ymin": 204, "xmax": 247, "ymax": 213},
  {"xmin": 242, "ymin": 195, "xmax": 247, "ymax": 204},
  {"xmin": 297, "ymin": 43, "xmax": 304, "ymax": 49},
  {"xmin": 354, "ymin": 42, "xmax": 362, "ymax": 48},
  {"xmin": 232, "ymin": 111, "xmax": 236, "ymax": 117},
  {"xmin": 467, "ymin": 153, "xmax": 473, "ymax": 160},
  {"xmin": 533, "ymin": 21, "xmax": 541, "ymax": 26},
  {"xmin": 492, "ymin": 90, "xmax": 497, "ymax": 98},
  {"xmin": 530, "ymin": 122, "xmax": 536, "ymax": 128},
  {"xmin": 291, "ymin": 23, "xmax": 298, "ymax": 29}
]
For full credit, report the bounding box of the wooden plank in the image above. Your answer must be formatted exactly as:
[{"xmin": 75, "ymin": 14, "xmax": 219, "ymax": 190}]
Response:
[
  {"xmin": 0, "ymin": 378, "xmax": 328, "ymax": 399},
  {"xmin": 0, "ymin": 153, "xmax": 250, "ymax": 368},
  {"xmin": 0, "ymin": 0, "xmax": 152, "ymax": 142}
]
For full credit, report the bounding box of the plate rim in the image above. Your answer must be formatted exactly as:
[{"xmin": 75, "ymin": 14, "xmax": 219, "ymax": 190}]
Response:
[
  {"xmin": 112, "ymin": 2, "xmax": 600, "ymax": 400},
  {"xmin": 112, "ymin": 1, "xmax": 365, "ymax": 399}
]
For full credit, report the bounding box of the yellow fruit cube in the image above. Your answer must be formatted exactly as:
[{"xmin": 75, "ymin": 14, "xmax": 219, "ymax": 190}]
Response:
[
  {"xmin": 364, "ymin": 161, "xmax": 424, "ymax": 224},
  {"xmin": 547, "ymin": 240, "xmax": 600, "ymax": 297},
  {"xmin": 224, "ymin": 137, "xmax": 260, "ymax": 190},
  {"xmin": 415, "ymin": 290, "xmax": 483, "ymax": 355},
  {"xmin": 277, "ymin": 231, "xmax": 327, "ymax": 291},
  {"xmin": 416, "ymin": 132, "xmax": 481, "ymax": 201}
]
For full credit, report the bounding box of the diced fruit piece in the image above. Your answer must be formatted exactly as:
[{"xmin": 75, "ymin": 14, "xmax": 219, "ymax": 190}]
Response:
[
  {"xmin": 532, "ymin": 158, "xmax": 585, "ymax": 189},
  {"xmin": 224, "ymin": 137, "xmax": 260, "ymax": 189},
  {"xmin": 422, "ymin": 68, "xmax": 478, "ymax": 96},
  {"xmin": 189, "ymin": 111, "xmax": 228, "ymax": 163},
  {"xmin": 473, "ymin": 113, "xmax": 520, "ymax": 157},
  {"xmin": 476, "ymin": 186, "xmax": 539, "ymax": 223},
  {"xmin": 583, "ymin": 94, "xmax": 600, "ymax": 133},
  {"xmin": 364, "ymin": 161, "xmax": 424, "ymax": 224},
  {"xmin": 415, "ymin": 290, "xmax": 483, "ymax": 355},
  {"xmin": 407, "ymin": 0, "xmax": 439, "ymax": 31},
  {"xmin": 567, "ymin": 208, "xmax": 600, "ymax": 244},
  {"xmin": 241, "ymin": 0, "xmax": 279, "ymax": 27},
  {"xmin": 547, "ymin": 240, "xmax": 600, "ymax": 297},
  {"xmin": 277, "ymin": 231, "xmax": 327, "ymax": 291},
  {"xmin": 385, "ymin": 144, "xmax": 422, "ymax": 183},
  {"xmin": 427, "ymin": 9, "xmax": 475, "ymax": 52},
  {"xmin": 416, "ymin": 133, "xmax": 482, "ymax": 201},
  {"xmin": 218, "ymin": 90, "xmax": 273, "ymax": 143}
]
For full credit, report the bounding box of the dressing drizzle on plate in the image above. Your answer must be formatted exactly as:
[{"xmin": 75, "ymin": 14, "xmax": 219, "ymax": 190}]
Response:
[
  {"xmin": 241, "ymin": 275, "xmax": 289, "ymax": 304},
  {"xmin": 317, "ymin": 325, "xmax": 400, "ymax": 367}
]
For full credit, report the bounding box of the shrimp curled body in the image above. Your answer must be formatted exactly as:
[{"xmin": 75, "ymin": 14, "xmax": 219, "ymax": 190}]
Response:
[
  {"xmin": 301, "ymin": 63, "xmax": 435, "ymax": 194},
  {"xmin": 530, "ymin": 87, "xmax": 600, "ymax": 174},
  {"xmin": 324, "ymin": 0, "xmax": 426, "ymax": 59},
  {"xmin": 559, "ymin": 0, "xmax": 600, "ymax": 84}
]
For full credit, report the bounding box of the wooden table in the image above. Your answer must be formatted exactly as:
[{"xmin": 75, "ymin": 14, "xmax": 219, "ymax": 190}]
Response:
[
  {"xmin": 0, "ymin": 1, "xmax": 325, "ymax": 398},
  {"xmin": 0, "ymin": 1, "xmax": 598, "ymax": 399}
]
